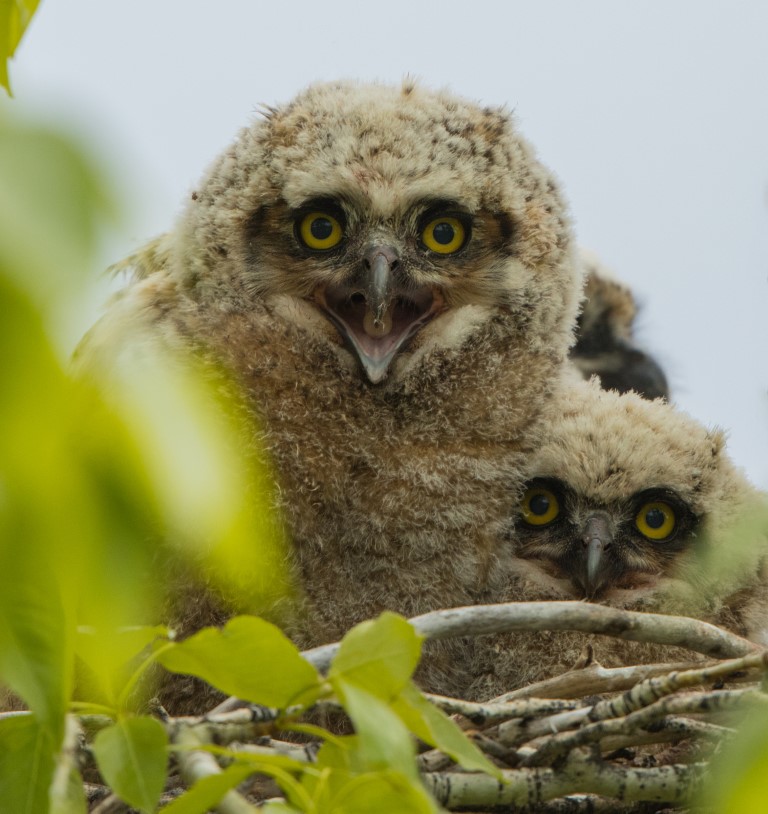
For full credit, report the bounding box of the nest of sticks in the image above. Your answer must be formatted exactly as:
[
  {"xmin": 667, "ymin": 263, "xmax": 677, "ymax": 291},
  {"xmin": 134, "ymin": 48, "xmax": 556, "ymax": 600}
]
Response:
[{"xmin": 79, "ymin": 602, "xmax": 768, "ymax": 813}]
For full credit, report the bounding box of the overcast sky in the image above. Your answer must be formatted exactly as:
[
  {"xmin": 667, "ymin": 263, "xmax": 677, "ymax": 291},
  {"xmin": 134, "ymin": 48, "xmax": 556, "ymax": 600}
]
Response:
[{"xmin": 7, "ymin": 1, "xmax": 768, "ymax": 488}]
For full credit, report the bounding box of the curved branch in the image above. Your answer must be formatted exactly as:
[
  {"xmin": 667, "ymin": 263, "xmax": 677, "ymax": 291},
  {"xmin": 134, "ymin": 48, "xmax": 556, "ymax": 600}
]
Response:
[{"xmin": 302, "ymin": 601, "xmax": 759, "ymax": 673}]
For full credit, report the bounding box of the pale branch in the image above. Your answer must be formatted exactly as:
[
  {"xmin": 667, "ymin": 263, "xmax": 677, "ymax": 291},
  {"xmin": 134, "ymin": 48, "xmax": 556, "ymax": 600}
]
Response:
[
  {"xmin": 493, "ymin": 660, "xmax": 716, "ymax": 701},
  {"xmin": 173, "ymin": 707, "xmax": 285, "ymax": 745},
  {"xmin": 497, "ymin": 652, "xmax": 768, "ymax": 754},
  {"xmin": 588, "ymin": 650, "xmax": 768, "ymax": 722},
  {"xmin": 423, "ymin": 693, "xmax": 584, "ymax": 725},
  {"xmin": 451, "ymin": 800, "xmax": 654, "ymax": 813},
  {"xmin": 496, "ymin": 707, "xmax": 593, "ymax": 748},
  {"xmin": 302, "ymin": 601, "xmax": 759, "ymax": 673},
  {"xmin": 522, "ymin": 686, "xmax": 767, "ymax": 767},
  {"xmin": 491, "ymin": 653, "xmax": 768, "ymax": 750},
  {"xmin": 417, "ymin": 748, "xmax": 456, "ymax": 774},
  {"xmin": 424, "ymin": 751, "xmax": 706, "ymax": 808},
  {"xmin": 590, "ymin": 715, "xmax": 735, "ymax": 754},
  {"xmin": 172, "ymin": 725, "xmax": 258, "ymax": 814},
  {"xmin": 516, "ymin": 715, "xmax": 734, "ymax": 760},
  {"xmin": 228, "ymin": 739, "xmax": 317, "ymax": 764}
]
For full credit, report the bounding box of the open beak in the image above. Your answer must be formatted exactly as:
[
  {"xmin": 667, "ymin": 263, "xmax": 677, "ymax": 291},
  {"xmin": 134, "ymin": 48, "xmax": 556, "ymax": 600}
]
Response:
[{"xmin": 315, "ymin": 246, "xmax": 446, "ymax": 384}]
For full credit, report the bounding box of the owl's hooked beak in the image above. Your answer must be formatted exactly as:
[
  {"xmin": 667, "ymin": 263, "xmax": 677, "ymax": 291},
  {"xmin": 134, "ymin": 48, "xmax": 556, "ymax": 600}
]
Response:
[
  {"xmin": 315, "ymin": 247, "xmax": 446, "ymax": 384},
  {"xmin": 574, "ymin": 514, "xmax": 614, "ymax": 599}
]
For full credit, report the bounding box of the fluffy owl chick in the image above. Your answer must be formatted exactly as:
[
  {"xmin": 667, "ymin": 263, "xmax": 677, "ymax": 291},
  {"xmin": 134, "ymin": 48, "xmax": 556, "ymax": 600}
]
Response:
[
  {"xmin": 467, "ymin": 378, "xmax": 768, "ymax": 699},
  {"xmin": 570, "ymin": 251, "xmax": 669, "ymax": 400},
  {"xmin": 78, "ymin": 80, "xmax": 583, "ymax": 705}
]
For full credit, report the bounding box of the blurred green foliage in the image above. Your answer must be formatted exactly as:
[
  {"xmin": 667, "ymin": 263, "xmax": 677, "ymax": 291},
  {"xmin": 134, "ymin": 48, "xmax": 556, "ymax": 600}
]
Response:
[
  {"xmin": 0, "ymin": 106, "xmax": 501, "ymax": 812},
  {"xmin": 0, "ymin": 0, "xmax": 40, "ymax": 95},
  {"xmin": 701, "ymin": 700, "xmax": 768, "ymax": 814},
  {"xmin": 0, "ymin": 111, "xmax": 289, "ymax": 808}
]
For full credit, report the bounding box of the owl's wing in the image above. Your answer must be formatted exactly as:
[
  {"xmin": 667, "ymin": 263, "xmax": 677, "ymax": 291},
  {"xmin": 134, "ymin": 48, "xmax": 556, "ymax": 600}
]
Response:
[
  {"xmin": 107, "ymin": 232, "xmax": 174, "ymax": 282},
  {"xmin": 73, "ymin": 233, "xmax": 182, "ymax": 375}
]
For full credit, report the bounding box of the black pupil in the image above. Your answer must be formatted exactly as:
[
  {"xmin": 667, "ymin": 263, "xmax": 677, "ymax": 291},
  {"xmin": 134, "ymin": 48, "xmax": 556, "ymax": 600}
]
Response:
[
  {"xmin": 310, "ymin": 217, "xmax": 334, "ymax": 241},
  {"xmin": 529, "ymin": 494, "xmax": 550, "ymax": 516},
  {"xmin": 645, "ymin": 508, "xmax": 666, "ymax": 529},
  {"xmin": 433, "ymin": 222, "xmax": 455, "ymax": 245}
]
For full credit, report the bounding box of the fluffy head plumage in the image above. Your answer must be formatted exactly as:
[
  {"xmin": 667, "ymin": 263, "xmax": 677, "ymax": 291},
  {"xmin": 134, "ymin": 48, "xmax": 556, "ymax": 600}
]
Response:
[
  {"xmin": 174, "ymin": 80, "xmax": 579, "ymax": 385},
  {"xmin": 509, "ymin": 379, "xmax": 766, "ymax": 611}
]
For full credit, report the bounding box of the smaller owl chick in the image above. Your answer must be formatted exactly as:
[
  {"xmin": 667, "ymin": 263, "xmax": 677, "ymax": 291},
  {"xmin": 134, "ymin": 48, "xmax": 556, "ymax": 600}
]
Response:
[
  {"xmin": 467, "ymin": 379, "xmax": 768, "ymax": 700},
  {"xmin": 570, "ymin": 252, "xmax": 669, "ymax": 400}
]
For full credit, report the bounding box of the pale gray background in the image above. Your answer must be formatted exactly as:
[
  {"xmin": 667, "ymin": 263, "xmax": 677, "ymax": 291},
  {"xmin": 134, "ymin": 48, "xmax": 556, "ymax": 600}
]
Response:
[{"xmin": 8, "ymin": 0, "xmax": 768, "ymax": 488}]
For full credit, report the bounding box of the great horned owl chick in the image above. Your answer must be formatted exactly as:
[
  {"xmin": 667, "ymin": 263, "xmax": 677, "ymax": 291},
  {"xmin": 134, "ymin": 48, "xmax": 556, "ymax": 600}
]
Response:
[
  {"xmin": 570, "ymin": 252, "xmax": 669, "ymax": 400},
  {"xmin": 79, "ymin": 80, "xmax": 584, "ymax": 707},
  {"xmin": 468, "ymin": 378, "xmax": 768, "ymax": 699}
]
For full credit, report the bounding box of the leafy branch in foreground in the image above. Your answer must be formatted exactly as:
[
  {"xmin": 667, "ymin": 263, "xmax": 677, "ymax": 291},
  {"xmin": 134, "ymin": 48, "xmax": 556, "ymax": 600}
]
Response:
[{"xmin": 4, "ymin": 604, "xmax": 767, "ymax": 813}]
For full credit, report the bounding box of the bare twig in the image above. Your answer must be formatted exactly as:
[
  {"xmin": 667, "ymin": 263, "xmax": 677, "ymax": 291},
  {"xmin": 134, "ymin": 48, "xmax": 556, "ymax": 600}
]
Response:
[
  {"xmin": 586, "ymin": 650, "xmax": 768, "ymax": 725},
  {"xmin": 523, "ymin": 687, "xmax": 767, "ymax": 767},
  {"xmin": 229, "ymin": 739, "xmax": 317, "ymax": 764},
  {"xmin": 497, "ymin": 707, "xmax": 593, "ymax": 747},
  {"xmin": 424, "ymin": 693, "xmax": 584, "ymax": 725},
  {"xmin": 493, "ymin": 660, "xmax": 714, "ymax": 701},
  {"xmin": 172, "ymin": 707, "xmax": 283, "ymax": 746},
  {"xmin": 590, "ymin": 715, "xmax": 735, "ymax": 754}
]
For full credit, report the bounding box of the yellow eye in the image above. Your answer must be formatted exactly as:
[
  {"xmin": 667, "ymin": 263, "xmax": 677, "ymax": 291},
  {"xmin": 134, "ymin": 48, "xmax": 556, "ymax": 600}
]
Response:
[
  {"xmin": 298, "ymin": 211, "xmax": 344, "ymax": 251},
  {"xmin": 635, "ymin": 501, "xmax": 676, "ymax": 540},
  {"xmin": 421, "ymin": 216, "xmax": 467, "ymax": 254},
  {"xmin": 521, "ymin": 487, "xmax": 560, "ymax": 527}
]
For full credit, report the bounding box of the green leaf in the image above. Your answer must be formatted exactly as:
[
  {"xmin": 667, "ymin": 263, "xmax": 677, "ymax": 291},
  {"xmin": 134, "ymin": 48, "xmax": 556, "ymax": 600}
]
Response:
[
  {"xmin": 393, "ymin": 682, "xmax": 503, "ymax": 779},
  {"xmin": 310, "ymin": 737, "xmax": 437, "ymax": 813},
  {"xmin": 157, "ymin": 616, "xmax": 321, "ymax": 708},
  {"xmin": 180, "ymin": 746, "xmax": 315, "ymax": 811},
  {"xmin": 703, "ymin": 702, "xmax": 768, "ymax": 813},
  {"xmin": 160, "ymin": 764, "xmax": 254, "ymax": 814},
  {"xmin": 332, "ymin": 679, "xmax": 418, "ymax": 781},
  {"xmin": 332, "ymin": 771, "xmax": 437, "ymax": 814},
  {"xmin": 300, "ymin": 737, "xmax": 355, "ymax": 805},
  {"xmin": 0, "ymin": 0, "xmax": 41, "ymax": 95},
  {"xmin": 0, "ymin": 714, "xmax": 58, "ymax": 814},
  {"xmin": 74, "ymin": 625, "xmax": 169, "ymax": 710},
  {"xmin": 329, "ymin": 612, "xmax": 422, "ymax": 700},
  {"xmin": 91, "ymin": 717, "xmax": 168, "ymax": 814},
  {"xmin": 0, "ymin": 550, "xmax": 72, "ymax": 740}
]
